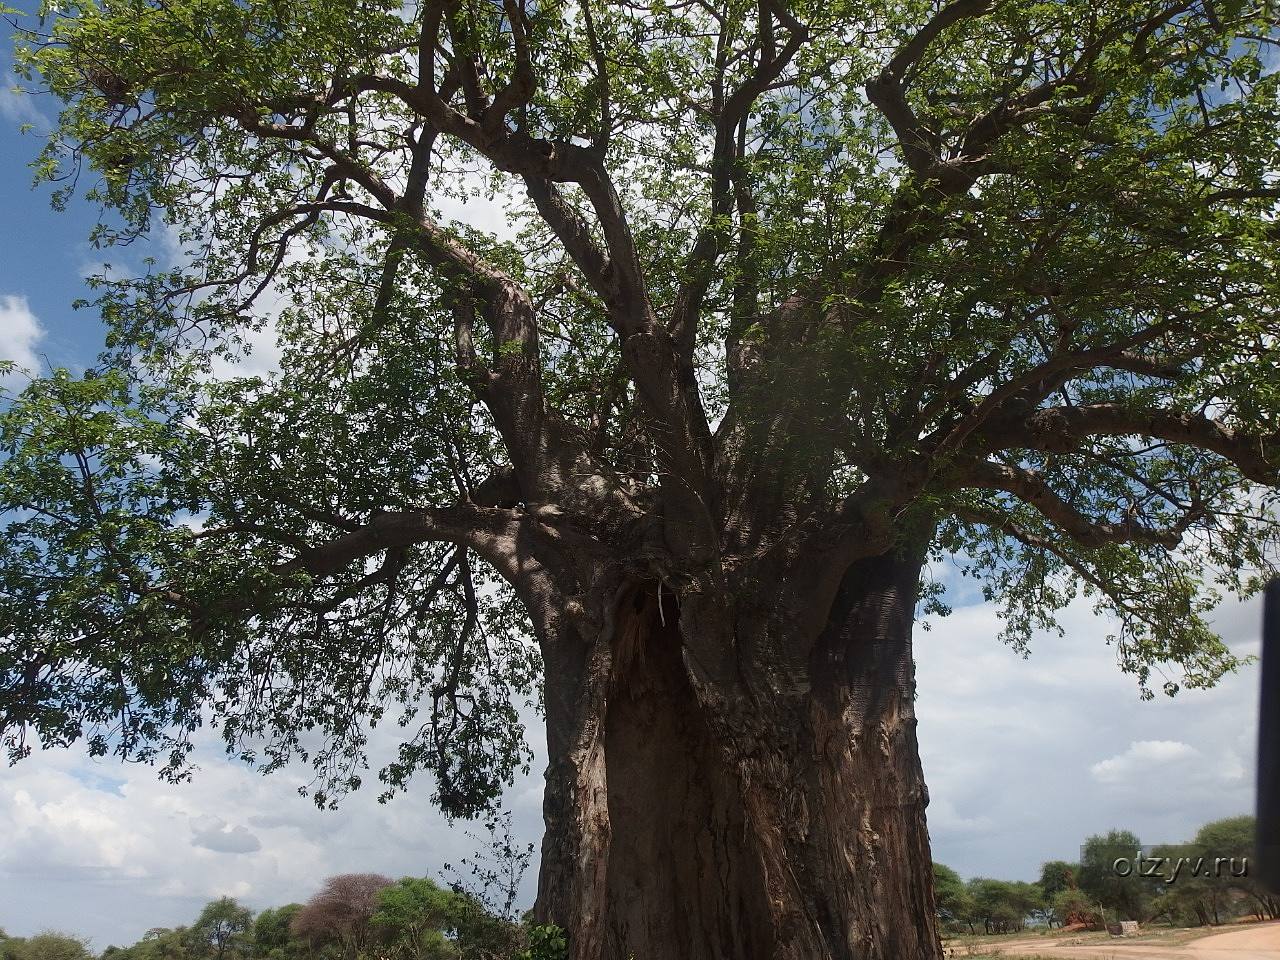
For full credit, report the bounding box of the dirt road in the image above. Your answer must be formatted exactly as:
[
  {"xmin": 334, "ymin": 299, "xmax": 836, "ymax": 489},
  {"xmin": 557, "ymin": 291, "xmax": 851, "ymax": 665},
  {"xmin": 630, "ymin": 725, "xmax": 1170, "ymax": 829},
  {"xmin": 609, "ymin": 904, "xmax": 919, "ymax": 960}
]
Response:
[{"xmin": 989, "ymin": 922, "xmax": 1280, "ymax": 960}]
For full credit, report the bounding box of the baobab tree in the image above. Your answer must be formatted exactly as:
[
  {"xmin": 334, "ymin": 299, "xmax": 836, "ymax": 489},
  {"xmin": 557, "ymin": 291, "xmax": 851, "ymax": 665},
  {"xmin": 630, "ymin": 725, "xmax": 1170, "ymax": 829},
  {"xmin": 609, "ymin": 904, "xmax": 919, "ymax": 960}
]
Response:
[{"xmin": 2, "ymin": 0, "xmax": 1278, "ymax": 957}]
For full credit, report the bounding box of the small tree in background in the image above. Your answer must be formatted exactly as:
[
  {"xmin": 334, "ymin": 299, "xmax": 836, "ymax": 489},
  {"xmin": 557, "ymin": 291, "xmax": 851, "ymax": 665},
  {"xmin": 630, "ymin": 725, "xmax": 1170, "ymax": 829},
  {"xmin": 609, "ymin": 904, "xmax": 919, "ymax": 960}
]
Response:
[
  {"xmin": 190, "ymin": 899, "xmax": 253, "ymax": 960},
  {"xmin": 103, "ymin": 928, "xmax": 194, "ymax": 960},
  {"xmin": 1034, "ymin": 860, "xmax": 1079, "ymax": 927},
  {"xmin": 1038, "ymin": 861, "xmax": 1079, "ymax": 900},
  {"xmin": 1052, "ymin": 889, "xmax": 1103, "ymax": 930},
  {"xmin": 1146, "ymin": 814, "xmax": 1277, "ymax": 926},
  {"xmin": 932, "ymin": 864, "xmax": 975, "ymax": 932},
  {"xmin": 0, "ymin": 936, "xmax": 91, "ymax": 960},
  {"xmin": 0, "ymin": 934, "xmax": 93, "ymax": 960},
  {"xmin": 1194, "ymin": 815, "xmax": 1279, "ymax": 921},
  {"xmin": 250, "ymin": 906, "xmax": 304, "ymax": 960},
  {"xmin": 369, "ymin": 879, "xmax": 458, "ymax": 960},
  {"xmin": 967, "ymin": 878, "xmax": 1006, "ymax": 934},
  {"xmin": 1079, "ymin": 830, "xmax": 1149, "ymax": 922},
  {"xmin": 442, "ymin": 892, "xmax": 526, "ymax": 960},
  {"xmin": 372, "ymin": 876, "xmax": 528, "ymax": 960}
]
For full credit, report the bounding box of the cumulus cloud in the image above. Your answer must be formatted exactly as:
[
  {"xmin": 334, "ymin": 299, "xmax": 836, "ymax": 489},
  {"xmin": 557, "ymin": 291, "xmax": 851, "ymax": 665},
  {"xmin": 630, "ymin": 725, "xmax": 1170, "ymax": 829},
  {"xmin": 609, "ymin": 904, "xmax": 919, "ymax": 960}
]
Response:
[
  {"xmin": 1085, "ymin": 735, "xmax": 1248, "ymax": 823},
  {"xmin": 0, "ymin": 294, "xmax": 45, "ymax": 375},
  {"xmin": 1090, "ymin": 740, "xmax": 1199, "ymax": 784},
  {"xmin": 191, "ymin": 817, "xmax": 263, "ymax": 854}
]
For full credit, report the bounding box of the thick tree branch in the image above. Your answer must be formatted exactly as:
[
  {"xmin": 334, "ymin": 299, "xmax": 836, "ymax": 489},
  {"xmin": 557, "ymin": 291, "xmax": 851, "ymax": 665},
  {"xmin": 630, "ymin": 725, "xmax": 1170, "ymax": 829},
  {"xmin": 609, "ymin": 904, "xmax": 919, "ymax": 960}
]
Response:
[
  {"xmin": 343, "ymin": 37, "xmax": 719, "ymax": 552},
  {"xmin": 953, "ymin": 502, "xmax": 1120, "ymax": 594},
  {"xmin": 864, "ymin": 0, "xmax": 993, "ymax": 175},
  {"xmin": 946, "ymin": 457, "xmax": 1202, "ymax": 549},
  {"xmin": 281, "ymin": 505, "xmax": 523, "ymax": 578},
  {"xmin": 925, "ymin": 315, "xmax": 1189, "ymax": 455},
  {"xmin": 968, "ymin": 404, "xmax": 1280, "ymax": 484},
  {"xmin": 887, "ymin": 0, "xmax": 994, "ymax": 81}
]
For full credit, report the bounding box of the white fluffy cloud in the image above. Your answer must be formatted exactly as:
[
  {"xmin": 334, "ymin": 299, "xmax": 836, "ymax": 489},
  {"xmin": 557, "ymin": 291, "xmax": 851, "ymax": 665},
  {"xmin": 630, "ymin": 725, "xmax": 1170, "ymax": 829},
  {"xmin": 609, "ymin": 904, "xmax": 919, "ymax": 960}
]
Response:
[
  {"xmin": 0, "ymin": 294, "xmax": 44, "ymax": 376},
  {"xmin": 1090, "ymin": 740, "xmax": 1201, "ymax": 784}
]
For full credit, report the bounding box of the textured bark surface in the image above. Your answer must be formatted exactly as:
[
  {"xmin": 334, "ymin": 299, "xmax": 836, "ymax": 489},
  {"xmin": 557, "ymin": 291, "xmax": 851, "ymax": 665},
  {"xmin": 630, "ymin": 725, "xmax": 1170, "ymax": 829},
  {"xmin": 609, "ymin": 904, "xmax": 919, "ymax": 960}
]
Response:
[{"xmin": 533, "ymin": 551, "xmax": 943, "ymax": 960}]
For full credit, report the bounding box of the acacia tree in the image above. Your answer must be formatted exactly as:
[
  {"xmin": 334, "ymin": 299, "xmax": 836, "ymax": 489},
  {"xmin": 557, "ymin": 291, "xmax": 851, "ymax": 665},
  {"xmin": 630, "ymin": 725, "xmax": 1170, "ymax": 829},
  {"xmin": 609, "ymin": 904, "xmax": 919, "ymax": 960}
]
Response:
[
  {"xmin": 190, "ymin": 898, "xmax": 254, "ymax": 960},
  {"xmin": 1175, "ymin": 815, "xmax": 1280, "ymax": 922},
  {"xmin": 2, "ymin": 0, "xmax": 1279, "ymax": 956},
  {"xmin": 1079, "ymin": 829, "xmax": 1149, "ymax": 922}
]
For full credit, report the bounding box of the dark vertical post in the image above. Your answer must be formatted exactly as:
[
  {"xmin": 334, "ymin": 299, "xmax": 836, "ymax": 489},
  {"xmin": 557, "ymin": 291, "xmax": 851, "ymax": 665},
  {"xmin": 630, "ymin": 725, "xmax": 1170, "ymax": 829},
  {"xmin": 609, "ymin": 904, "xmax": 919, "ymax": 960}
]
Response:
[{"xmin": 1259, "ymin": 579, "xmax": 1280, "ymax": 891}]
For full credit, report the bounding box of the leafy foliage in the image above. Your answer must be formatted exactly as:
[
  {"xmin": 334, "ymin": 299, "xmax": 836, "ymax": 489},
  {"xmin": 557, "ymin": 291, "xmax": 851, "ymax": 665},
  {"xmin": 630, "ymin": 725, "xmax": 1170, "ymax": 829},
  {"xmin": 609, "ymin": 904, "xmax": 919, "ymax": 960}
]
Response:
[
  {"xmin": 936, "ymin": 813, "xmax": 1270, "ymax": 934},
  {"xmin": 1078, "ymin": 828, "xmax": 1149, "ymax": 921},
  {"xmin": 1147, "ymin": 815, "xmax": 1280, "ymax": 924},
  {"xmin": 190, "ymin": 899, "xmax": 253, "ymax": 960},
  {"xmin": 100, "ymin": 927, "xmax": 193, "ymax": 960},
  {"xmin": 249, "ymin": 907, "xmax": 303, "ymax": 960},
  {"xmin": 1037, "ymin": 860, "xmax": 1079, "ymax": 901},
  {"xmin": 2, "ymin": 0, "xmax": 1279, "ymax": 815},
  {"xmin": 932, "ymin": 862, "xmax": 976, "ymax": 929},
  {"xmin": 0, "ymin": 933, "xmax": 94, "ymax": 960}
]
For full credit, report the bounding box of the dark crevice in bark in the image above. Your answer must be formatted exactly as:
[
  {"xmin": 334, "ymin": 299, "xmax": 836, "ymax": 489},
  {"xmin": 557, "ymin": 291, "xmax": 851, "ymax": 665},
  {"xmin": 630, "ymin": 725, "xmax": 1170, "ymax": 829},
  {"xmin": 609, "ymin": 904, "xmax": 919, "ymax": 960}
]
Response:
[{"xmin": 603, "ymin": 583, "xmax": 773, "ymax": 960}]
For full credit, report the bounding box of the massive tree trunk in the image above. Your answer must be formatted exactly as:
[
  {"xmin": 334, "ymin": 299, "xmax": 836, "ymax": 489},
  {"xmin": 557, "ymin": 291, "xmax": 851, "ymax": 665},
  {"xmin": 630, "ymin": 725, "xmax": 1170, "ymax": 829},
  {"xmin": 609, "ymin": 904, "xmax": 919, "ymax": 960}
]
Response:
[{"xmin": 534, "ymin": 547, "xmax": 942, "ymax": 960}]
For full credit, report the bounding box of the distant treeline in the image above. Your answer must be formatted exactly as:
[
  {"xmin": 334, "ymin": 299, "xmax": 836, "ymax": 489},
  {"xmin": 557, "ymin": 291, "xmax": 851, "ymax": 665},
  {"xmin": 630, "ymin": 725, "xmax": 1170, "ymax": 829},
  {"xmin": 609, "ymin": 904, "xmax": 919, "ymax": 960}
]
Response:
[
  {"xmin": 935, "ymin": 814, "xmax": 1278, "ymax": 934},
  {"xmin": 0, "ymin": 873, "xmax": 565, "ymax": 960}
]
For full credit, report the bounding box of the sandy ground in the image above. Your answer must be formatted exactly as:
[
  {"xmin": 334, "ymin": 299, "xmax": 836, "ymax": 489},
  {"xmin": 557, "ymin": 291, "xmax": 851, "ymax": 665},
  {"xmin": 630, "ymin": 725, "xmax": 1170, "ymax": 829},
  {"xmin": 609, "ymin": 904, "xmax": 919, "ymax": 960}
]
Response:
[{"xmin": 986, "ymin": 921, "xmax": 1280, "ymax": 960}]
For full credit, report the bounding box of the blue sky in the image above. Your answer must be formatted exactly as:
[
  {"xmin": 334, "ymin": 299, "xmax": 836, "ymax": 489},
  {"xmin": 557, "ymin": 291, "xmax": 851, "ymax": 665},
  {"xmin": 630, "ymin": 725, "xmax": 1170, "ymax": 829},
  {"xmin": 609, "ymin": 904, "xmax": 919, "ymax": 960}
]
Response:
[
  {"xmin": 0, "ymin": 15, "xmax": 1266, "ymax": 952},
  {"xmin": 0, "ymin": 58, "xmax": 114, "ymax": 374}
]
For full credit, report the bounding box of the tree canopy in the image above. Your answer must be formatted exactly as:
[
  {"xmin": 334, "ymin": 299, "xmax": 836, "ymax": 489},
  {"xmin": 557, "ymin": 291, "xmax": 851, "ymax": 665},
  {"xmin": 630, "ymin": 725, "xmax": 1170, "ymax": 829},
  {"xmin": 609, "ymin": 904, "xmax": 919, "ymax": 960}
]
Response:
[
  {"xmin": 0, "ymin": 933, "xmax": 94, "ymax": 960},
  {"xmin": 1, "ymin": 0, "xmax": 1278, "ymax": 820},
  {"xmin": 190, "ymin": 898, "xmax": 253, "ymax": 960},
  {"xmin": 1079, "ymin": 828, "xmax": 1148, "ymax": 921}
]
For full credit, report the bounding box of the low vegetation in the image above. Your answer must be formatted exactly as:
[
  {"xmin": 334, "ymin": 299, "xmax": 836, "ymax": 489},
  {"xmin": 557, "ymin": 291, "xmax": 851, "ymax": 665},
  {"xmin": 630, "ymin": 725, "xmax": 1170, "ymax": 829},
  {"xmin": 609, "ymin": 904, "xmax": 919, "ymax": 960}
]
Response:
[
  {"xmin": 2, "ymin": 876, "xmax": 564, "ymax": 960},
  {"xmin": 935, "ymin": 814, "xmax": 1275, "ymax": 937}
]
